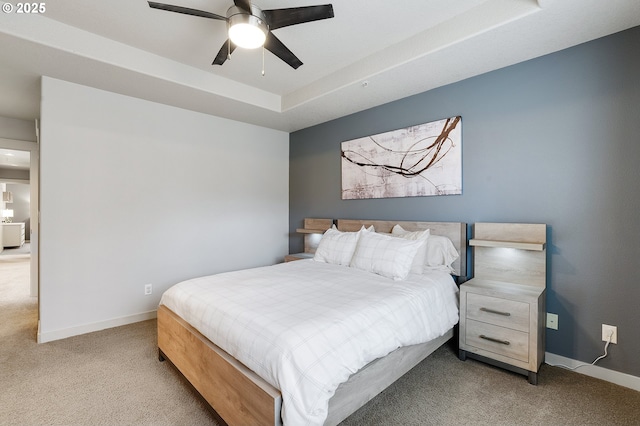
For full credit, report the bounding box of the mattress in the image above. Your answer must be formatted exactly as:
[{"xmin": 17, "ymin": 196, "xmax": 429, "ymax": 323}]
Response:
[{"xmin": 160, "ymin": 259, "xmax": 459, "ymax": 426}]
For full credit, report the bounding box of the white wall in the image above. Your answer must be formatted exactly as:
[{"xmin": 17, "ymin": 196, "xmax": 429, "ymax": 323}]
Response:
[
  {"xmin": 39, "ymin": 77, "xmax": 289, "ymax": 342},
  {"xmin": 0, "ymin": 116, "xmax": 36, "ymax": 141}
]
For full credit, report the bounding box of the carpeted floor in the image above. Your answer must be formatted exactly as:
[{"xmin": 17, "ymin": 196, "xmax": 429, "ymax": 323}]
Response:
[
  {"xmin": 342, "ymin": 340, "xmax": 640, "ymax": 425},
  {"xmin": 0, "ymin": 256, "xmax": 218, "ymax": 426},
  {"xmin": 1, "ymin": 256, "xmax": 639, "ymax": 425}
]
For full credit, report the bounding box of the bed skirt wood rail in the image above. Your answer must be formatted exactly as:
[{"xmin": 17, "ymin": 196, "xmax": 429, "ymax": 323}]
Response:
[
  {"xmin": 159, "ymin": 301, "xmax": 454, "ymax": 426},
  {"xmin": 157, "ymin": 305, "xmax": 282, "ymax": 426}
]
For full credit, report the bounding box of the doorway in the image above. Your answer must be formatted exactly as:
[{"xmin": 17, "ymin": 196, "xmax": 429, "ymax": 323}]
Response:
[{"xmin": 0, "ymin": 138, "xmax": 39, "ymax": 336}]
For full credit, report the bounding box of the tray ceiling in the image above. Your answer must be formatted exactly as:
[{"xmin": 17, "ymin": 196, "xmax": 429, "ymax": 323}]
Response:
[{"xmin": 0, "ymin": 0, "xmax": 639, "ymax": 131}]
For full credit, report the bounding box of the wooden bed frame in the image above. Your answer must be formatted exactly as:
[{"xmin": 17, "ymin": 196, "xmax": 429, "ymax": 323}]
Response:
[{"xmin": 158, "ymin": 220, "xmax": 467, "ymax": 426}]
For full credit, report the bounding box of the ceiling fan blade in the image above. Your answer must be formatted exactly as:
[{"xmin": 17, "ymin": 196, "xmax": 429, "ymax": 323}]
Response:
[
  {"xmin": 264, "ymin": 33, "xmax": 303, "ymax": 69},
  {"xmin": 148, "ymin": 1, "xmax": 227, "ymax": 21},
  {"xmin": 233, "ymin": 0, "xmax": 252, "ymax": 13},
  {"xmin": 213, "ymin": 40, "xmax": 237, "ymax": 65},
  {"xmin": 263, "ymin": 5, "xmax": 334, "ymax": 30}
]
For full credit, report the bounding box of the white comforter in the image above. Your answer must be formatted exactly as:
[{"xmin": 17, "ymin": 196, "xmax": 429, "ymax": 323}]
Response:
[{"xmin": 160, "ymin": 259, "xmax": 459, "ymax": 426}]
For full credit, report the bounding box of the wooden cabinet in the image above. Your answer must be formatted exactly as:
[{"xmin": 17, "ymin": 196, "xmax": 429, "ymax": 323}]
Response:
[
  {"xmin": 2, "ymin": 222, "xmax": 25, "ymax": 248},
  {"xmin": 459, "ymin": 222, "xmax": 546, "ymax": 384}
]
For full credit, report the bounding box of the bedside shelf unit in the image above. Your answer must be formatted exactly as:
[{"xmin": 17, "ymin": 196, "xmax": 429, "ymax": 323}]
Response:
[
  {"xmin": 287, "ymin": 218, "xmax": 332, "ymax": 262},
  {"xmin": 459, "ymin": 222, "xmax": 547, "ymax": 385}
]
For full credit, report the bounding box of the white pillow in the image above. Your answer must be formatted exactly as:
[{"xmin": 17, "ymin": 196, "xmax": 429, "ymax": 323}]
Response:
[
  {"xmin": 425, "ymin": 235, "xmax": 459, "ymax": 269},
  {"xmin": 390, "ymin": 228, "xmax": 430, "ymax": 274},
  {"xmin": 349, "ymin": 230, "xmax": 424, "ymax": 281},
  {"xmin": 313, "ymin": 227, "xmax": 365, "ymax": 266},
  {"xmin": 392, "ymin": 224, "xmax": 459, "ymax": 272}
]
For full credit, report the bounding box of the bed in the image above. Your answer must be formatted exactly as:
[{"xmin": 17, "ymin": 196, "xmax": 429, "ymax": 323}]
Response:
[{"xmin": 157, "ymin": 219, "xmax": 467, "ymax": 425}]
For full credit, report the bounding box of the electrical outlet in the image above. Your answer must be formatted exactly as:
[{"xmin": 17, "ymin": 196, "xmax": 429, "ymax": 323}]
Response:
[
  {"xmin": 602, "ymin": 324, "xmax": 617, "ymax": 344},
  {"xmin": 144, "ymin": 284, "xmax": 152, "ymax": 295},
  {"xmin": 546, "ymin": 313, "xmax": 558, "ymax": 330}
]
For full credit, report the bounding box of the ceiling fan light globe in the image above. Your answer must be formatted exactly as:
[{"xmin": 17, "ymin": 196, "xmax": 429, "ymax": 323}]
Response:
[
  {"xmin": 228, "ymin": 10, "xmax": 268, "ymax": 49},
  {"xmin": 229, "ymin": 22, "xmax": 266, "ymax": 49}
]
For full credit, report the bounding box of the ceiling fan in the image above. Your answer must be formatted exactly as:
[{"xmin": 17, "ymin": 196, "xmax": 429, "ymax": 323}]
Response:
[{"xmin": 147, "ymin": 1, "xmax": 334, "ymax": 70}]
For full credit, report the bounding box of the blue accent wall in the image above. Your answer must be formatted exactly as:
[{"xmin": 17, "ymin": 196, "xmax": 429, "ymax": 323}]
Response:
[{"xmin": 289, "ymin": 26, "xmax": 640, "ymax": 377}]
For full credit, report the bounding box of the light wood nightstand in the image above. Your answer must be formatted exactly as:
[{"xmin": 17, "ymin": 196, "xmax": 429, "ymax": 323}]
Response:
[{"xmin": 459, "ymin": 222, "xmax": 547, "ymax": 385}]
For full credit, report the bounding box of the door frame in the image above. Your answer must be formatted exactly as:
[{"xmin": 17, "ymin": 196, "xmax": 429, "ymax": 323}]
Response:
[{"xmin": 0, "ymin": 136, "xmax": 39, "ymax": 302}]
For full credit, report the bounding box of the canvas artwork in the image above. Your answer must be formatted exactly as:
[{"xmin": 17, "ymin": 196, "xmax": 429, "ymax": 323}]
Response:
[{"xmin": 341, "ymin": 116, "xmax": 462, "ymax": 200}]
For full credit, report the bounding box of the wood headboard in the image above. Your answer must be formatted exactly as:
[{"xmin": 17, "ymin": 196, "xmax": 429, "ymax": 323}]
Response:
[{"xmin": 336, "ymin": 219, "xmax": 467, "ymax": 278}]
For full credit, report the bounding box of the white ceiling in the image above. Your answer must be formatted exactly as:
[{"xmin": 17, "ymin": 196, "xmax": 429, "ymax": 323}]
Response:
[{"xmin": 0, "ymin": 0, "xmax": 639, "ymax": 132}]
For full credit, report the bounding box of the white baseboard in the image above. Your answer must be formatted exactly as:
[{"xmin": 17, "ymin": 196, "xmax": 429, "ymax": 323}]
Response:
[
  {"xmin": 545, "ymin": 352, "xmax": 640, "ymax": 392},
  {"xmin": 37, "ymin": 310, "xmax": 158, "ymax": 343}
]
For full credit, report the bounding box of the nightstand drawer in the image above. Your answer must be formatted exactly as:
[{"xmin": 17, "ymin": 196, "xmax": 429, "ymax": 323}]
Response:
[
  {"xmin": 466, "ymin": 319, "xmax": 529, "ymax": 363},
  {"xmin": 466, "ymin": 293, "xmax": 530, "ymax": 332}
]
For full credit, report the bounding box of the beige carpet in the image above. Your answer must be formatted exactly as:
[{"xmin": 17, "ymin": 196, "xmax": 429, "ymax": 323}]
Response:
[
  {"xmin": 343, "ymin": 341, "xmax": 640, "ymax": 425},
  {"xmin": 0, "ymin": 257, "xmax": 217, "ymax": 426},
  {"xmin": 2, "ymin": 256, "xmax": 639, "ymax": 425}
]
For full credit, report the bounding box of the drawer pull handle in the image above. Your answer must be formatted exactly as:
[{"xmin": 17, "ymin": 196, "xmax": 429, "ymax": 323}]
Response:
[
  {"xmin": 479, "ymin": 335, "xmax": 510, "ymax": 345},
  {"xmin": 480, "ymin": 307, "xmax": 511, "ymax": 316}
]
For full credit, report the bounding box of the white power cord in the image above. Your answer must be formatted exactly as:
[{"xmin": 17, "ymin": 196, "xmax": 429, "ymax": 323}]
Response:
[{"xmin": 548, "ymin": 329, "xmax": 614, "ymax": 370}]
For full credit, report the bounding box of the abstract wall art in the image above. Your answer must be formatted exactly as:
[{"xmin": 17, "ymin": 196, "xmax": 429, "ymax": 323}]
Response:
[{"xmin": 341, "ymin": 116, "xmax": 462, "ymax": 199}]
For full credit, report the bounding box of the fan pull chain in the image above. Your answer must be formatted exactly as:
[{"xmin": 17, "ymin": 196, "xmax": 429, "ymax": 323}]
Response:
[
  {"xmin": 227, "ymin": 39, "xmax": 231, "ymax": 60},
  {"xmin": 262, "ymin": 46, "xmax": 265, "ymax": 76}
]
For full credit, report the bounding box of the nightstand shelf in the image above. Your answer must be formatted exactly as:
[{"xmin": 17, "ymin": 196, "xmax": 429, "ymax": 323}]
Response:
[
  {"xmin": 469, "ymin": 239, "xmax": 545, "ymax": 251},
  {"xmin": 288, "ymin": 218, "xmax": 332, "ymax": 262},
  {"xmin": 284, "ymin": 252, "xmax": 314, "ymax": 262},
  {"xmin": 295, "ymin": 228, "xmax": 330, "ymax": 234},
  {"xmin": 459, "ymin": 222, "xmax": 547, "ymax": 385}
]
